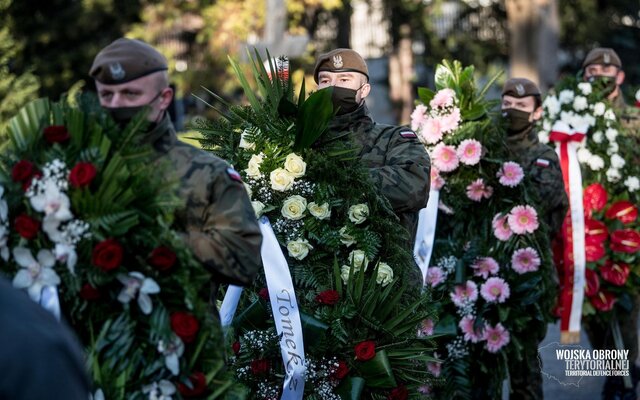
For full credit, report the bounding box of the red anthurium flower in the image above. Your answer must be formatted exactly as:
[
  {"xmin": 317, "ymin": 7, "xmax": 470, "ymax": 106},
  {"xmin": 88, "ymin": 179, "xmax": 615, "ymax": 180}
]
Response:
[
  {"xmin": 584, "ymin": 269, "xmax": 600, "ymax": 297},
  {"xmin": 43, "ymin": 125, "xmax": 70, "ymax": 143},
  {"xmin": 177, "ymin": 372, "xmax": 207, "ymax": 397},
  {"xmin": 583, "ymin": 183, "xmax": 608, "ymax": 216},
  {"xmin": 354, "ymin": 340, "xmax": 376, "ymax": 361},
  {"xmin": 585, "ymin": 235, "xmax": 606, "ymax": 262},
  {"xmin": 69, "ymin": 162, "xmax": 97, "ymax": 188},
  {"xmin": 14, "ymin": 214, "xmax": 40, "ymax": 239},
  {"xmin": 388, "ymin": 385, "xmax": 408, "ymax": 400},
  {"xmin": 600, "ymin": 260, "xmax": 630, "ymax": 286},
  {"xmin": 585, "ymin": 219, "xmax": 608, "ymax": 243},
  {"xmin": 170, "ymin": 312, "xmax": 200, "ymax": 343},
  {"xmin": 331, "ymin": 360, "xmax": 350, "ymax": 380},
  {"xmin": 315, "ymin": 290, "xmax": 340, "ymax": 305},
  {"xmin": 589, "ymin": 290, "xmax": 616, "ymax": 312},
  {"xmin": 610, "ymin": 229, "xmax": 640, "ymax": 254},
  {"xmin": 605, "ymin": 201, "xmax": 638, "ymax": 225}
]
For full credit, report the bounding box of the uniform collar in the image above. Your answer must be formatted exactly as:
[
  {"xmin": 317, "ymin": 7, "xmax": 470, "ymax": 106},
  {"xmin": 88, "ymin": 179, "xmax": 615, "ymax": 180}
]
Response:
[
  {"xmin": 320, "ymin": 102, "xmax": 374, "ymax": 144},
  {"xmin": 506, "ymin": 125, "xmax": 539, "ymax": 153},
  {"xmin": 143, "ymin": 113, "xmax": 177, "ymax": 152}
]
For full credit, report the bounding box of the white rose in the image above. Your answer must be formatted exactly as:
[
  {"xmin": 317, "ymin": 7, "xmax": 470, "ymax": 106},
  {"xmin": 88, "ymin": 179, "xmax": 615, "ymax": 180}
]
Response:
[
  {"xmin": 593, "ymin": 102, "xmax": 606, "ymax": 116},
  {"xmin": 559, "ymin": 90, "xmax": 575, "ymax": 104},
  {"xmin": 239, "ymin": 129, "xmax": 256, "ymax": 150},
  {"xmin": 243, "ymin": 182, "xmax": 253, "ymax": 199},
  {"xmin": 624, "ymin": 176, "xmax": 639, "ymax": 192},
  {"xmin": 348, "ymin": 204, "xmax": 369, "ymax": 224},
  {"xmin": 340, "ymin": 265, "xmax": 352, "ymax": 283},
  {"xmin": 588, "ymin": 155, "xmax": 605, "ymax": 171},
  {"xmin": 577, "ymin": 82, "xmax": 592, "ymax": 96},
  {"xmin": 610, "ymin": 154, "xmax": 626, "ymax": 169},
  {"xmin": 308, "ymin": 202, "xmax": 331, "ymax": 220},
  {"xmin": 376, "ymin": 262, "xmax": 394, "ymax": 287},
  {"xmin": 284, "ymin": 153, "xmax": 307, "ymax": 178},
  {"xmin": 592, "ymin": 131, "xmax": 604, "ymax": 144},
  {"xmin": 287, "ymin": 238, "xmax": 313, "ymax": 260},
  {"xmin": 245, "ymin": 154, "xmax": 264, "ymax": 178},
  {"xmin": 339, "ymin": 226, "xmax": 356, "ymax": 247},
  {"xmin": 349, "ymin": 249, "xmax": 369, "ymax": 270},
  {"xmin": 251, "ymin": 201, "xmax": 265, "ymax": 218},
  {"xmin": 270, "ymin": 168, "xmax": 295, "ymax": 191},
  {"xmin": 538, "ymin": 131, "xmax": 549, "ymax": 144},
  {"xmin": 577, "ymin": 147, "xmax": 592, "ymax": 163},
  {"xmin": 572, "ymin": 95, "xmax": 588, "ymax": 112},
  {"xmin": 604, "ymin": 109, "xmax": 616, "ymax": 121},
  {"xmin": 607, "ymin": 142, "xmax": 619, "ymax": 155},
  {"xmin": 281, "ymin": 195, "xmax": 307, "ymax": 220},
  {"xmin": 606, "ymin": 168, "xmax": 621, "ymax": 183}
]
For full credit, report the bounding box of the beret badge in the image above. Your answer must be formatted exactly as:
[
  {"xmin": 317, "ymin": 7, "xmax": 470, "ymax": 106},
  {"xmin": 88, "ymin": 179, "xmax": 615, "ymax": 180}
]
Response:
[
  {"xmin": 332, "ymin": 55, "xmax": 343, "ymax": 69},
  {"xmin": 109, "ymin": 62, "xmax": 126, "ymax": 81}
]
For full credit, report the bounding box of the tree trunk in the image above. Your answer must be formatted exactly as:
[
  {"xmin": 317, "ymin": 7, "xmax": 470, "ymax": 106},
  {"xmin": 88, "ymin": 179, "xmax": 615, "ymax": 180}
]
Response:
[
  {"xmin": 536, "ymin": 0, "xmax": 559, "ymax": 93},
  {"xmin": 389, "ymin": 23, "xmax": 414, "ymax": 125}
]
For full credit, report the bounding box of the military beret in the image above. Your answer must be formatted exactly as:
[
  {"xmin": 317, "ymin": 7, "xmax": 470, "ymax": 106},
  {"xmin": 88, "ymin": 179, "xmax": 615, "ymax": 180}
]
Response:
[
  {"xmin": 582, "ymin": 48, "xmax": 622, "ymax": 69},
  {"xmin": 90, "ymin": 38, "xmax": 168, "ymax": 84},
  {"xmin": 502, "ymin": 78, "xmax": 540, "ymax": 98},
  {"xmin": 313, "ymin": 48, "xmax": 369, "ymax": 83}
]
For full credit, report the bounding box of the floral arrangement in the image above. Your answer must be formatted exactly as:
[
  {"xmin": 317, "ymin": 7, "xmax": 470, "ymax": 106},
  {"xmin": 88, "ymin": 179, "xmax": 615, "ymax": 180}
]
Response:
[
  {"xmin": 194, "ymin": 53, "xmax": 435, "ymax": 399},
  {"xmin": 0, "ymin": 96, "xmax": 242, "ymax": 399},
  {"xmin": 540, "ymin": 78, "xmax": 640, "ymax": 320},
  {"xmin": 410, "ymin": 61, "xmax": 556, "ymax": 398}
]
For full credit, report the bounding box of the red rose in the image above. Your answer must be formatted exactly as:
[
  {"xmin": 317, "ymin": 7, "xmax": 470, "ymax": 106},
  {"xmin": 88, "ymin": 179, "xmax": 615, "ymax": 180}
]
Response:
[
  {"xmin": 149, "ymin": 246, "xmax": 177, "ymax": 271},
  {"xmin": 354, "ymin": 340, "xmax": 376, "ymax": 361},
  {"xmin": 177, "ymin": 371, "xmax": 207, "ymax": 397},
  {"xmin": 11, "ymin": 160, "xmax": 35, "ymax": 182},
  {"xmin": 585, "ymin": 269, "xmax": 600, "ymax": 297},
  {"xmin": 600, "ymin": 260, "xmax": 630, "ymax": 286},
  {"xmin": 69, "ymin": 162, "xmax": 97, "ymax": 188},
  {"xmin": 80, "ymin": 283, "xmax": 101, "ymax": 300},
  {"xmin": 585, "ymin": 236, "xmax": 606, "ymax": 262},
  {"xmin": 583, "ymin": 183, "xmax": 608, "ymax": 216},
  {"xmin": 258, "ymin": 287, "xmax": 270, "ymax": 300},
  {"xmin": 610, "ymin": 229, "xmax": 640, "ymax": 254},
  {"xmin": 170, "ymin": 312, "xmax": 200, "ymax": 343},
  {"xmin": 388, "ymin": 385, "xmax": 408, "ymax": 400},
  {"xmin": 14, "ymin": 214, "xmax": 40, "ymax": 239},
  {"xmin": 331, "ymin": 360, "xmax": 349, "ymax": 380},
  {"xmin": 585, "ymin": 219, "xmax": 608, "ymax": 243},
  {"xmin": 315, "ymin": 290, "xmax": 340, "ymax": 305},
  {"xmin": 589, "ymin": 290, "xmax": 616, "ymax": 312},
  {"xmin": 250, "ymin": 359, "xmax": 270, "ymax": 375},
  {"xmin": 92, "ymin": 239, "xmax": 124, "ymax": 271},
  {"xmin": 605, "ymin": 201, "xmax": 638, "ymax": 225},
  {"xmin": 43, "ymin": 125, "xmax": 70, "ymax": 143},
  {"xmin": 232, "ymin": 341, "xmax": 241, "ymax": 355}
]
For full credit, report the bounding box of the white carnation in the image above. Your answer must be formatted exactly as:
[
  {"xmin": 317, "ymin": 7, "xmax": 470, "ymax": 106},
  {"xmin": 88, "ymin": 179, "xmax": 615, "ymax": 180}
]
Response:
[
  {"xmin": 578, "ymin": 82, "xmax": 592, "ymax": 95},
  {"xmin": 577, "ymin": 147, "xmax": 592, "ymax": 163},
  {"xmin": 605, "ymin": 128, "xmax": 618, "ymax": 142},
  {"xmin": 604, "ymin": 109, "xmax": 616, "ymax": 121},
  {"xmin": 542, "ymin": 119, "xmax": 552, "ymax": 132},
  {"xmin": 606, "ymin": 168, "xmax": 621, "ymax": 183},
  {"xmin": 559, "ymin": 90, "xmax": 575, "ymax": 104},
  {"xmin": 593, "ymin": 102, "xmax": 606, "ymax": 116},
  {"xmin": 543, "ymin": 96, "xmax": 561, "ymax": 117},
  {"xmin": 610, "ymin": 154, "xmax": 626, "ymax": 169},
  {"xmin": 538, "ymin": 131, "xmax": 550, "ymax": 144},
  {"xmin": 588, "ymin": 155, "xmax": 605, "ymax": 171},
  {"xmin": 592, "ymin": 131, "xmax": 604, "ymax": 144},
  {"xmin": 607, "ymin": 142, "xmax": 619, "ymax": 155},
  {"xmin": 573, "ymin": 95, "xmax": 588, "ymax": 112},
  {"xmin": 624, "ymin": 176, "xmax": 639, "ymax": 192}
]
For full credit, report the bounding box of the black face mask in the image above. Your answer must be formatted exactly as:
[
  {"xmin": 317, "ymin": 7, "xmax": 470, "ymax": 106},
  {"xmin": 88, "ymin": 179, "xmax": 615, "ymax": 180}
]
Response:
[
  {"xmin": 331, "ymin": 85, "xmax": 364, "ymax": 116},
  {"xmin": 587, "ymin": 75, "xmax": 617, "ymax": 97},
  {"xmin": 502, "ymin": 108, "xmax": 533, "ymax": 135},
  {"xmin": 105, "ymin": 91, "xmax": 163, "ymax": 128}
]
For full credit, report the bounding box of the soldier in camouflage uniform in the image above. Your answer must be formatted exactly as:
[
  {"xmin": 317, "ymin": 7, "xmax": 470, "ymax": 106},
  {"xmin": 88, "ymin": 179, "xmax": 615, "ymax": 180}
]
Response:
[
  {"xmin": 89, "ymin": 38, "xmax": 262, "ymax": 306},
  {"xmin": 313, "ymin": 48, "xmax": 431, "ymax": 244},
  {"xmin": 501, "ymin": 78, "xmax": 568, "ymax": 400},
  {"xmin": 581, "ymin": 48, "xmax": 640, "ymax": 400}
]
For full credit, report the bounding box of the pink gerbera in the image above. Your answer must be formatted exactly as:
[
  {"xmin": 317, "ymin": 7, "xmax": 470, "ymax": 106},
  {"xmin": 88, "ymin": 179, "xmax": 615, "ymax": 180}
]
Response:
[
  {"xmin": 471, "ymin": 257, "xmax": 500, "ymax": 279},
  {"xmin": 411, "ymin": 104, "xmax": 429, "ymax": 132},
  {"xmin": 430, "ymin": 88, "xmax": 456, "ymax": 109},
  {"xmin": 418, "ymin": 318, "xmax": 435, "ymax": 337},
  {"xmin": 440, "ymin": 107, "xmax": 461, "ymax": 134},
  {"xmin": 426, "ymin": 267, "xmax": 445, "ymax": 288},
  {"xmin": 507, "ymin": 205, "xmax": 540, "ymax": 234},
  {"xmin": 431, "ymin": 167, "xmax": 446, "ymax": 190},
  {"xmin": 466, "ymin": 178, "xmax": 494, "ymax": 202},
  {"xmin": 450, "ymin": 280, "xmax": 479, "ymax": 307},
  {"xmin": 492, "ymin": 213, "xmax": 513, "ymax": 241},
  {"xmin": 457, "ymin": 139, "xmax": 482, "ymax": 165},
  {"xmin": 483, "ymin": 323, "xmax": 510, "ymax": 353},
  {"xmin": 480, "ymin": 277, "xmax": 510, "ymax": 303},
  {"xmin": 432, "ymin": 143, "xmax": 460, "ymax": 172},
  {"xmin": 459, "ymin": 315, "xmax": 483, "ymax": 343},
  {"xmin": 497, "ymin": 161, "xmax": 524, "ymax": 187},
  {"xmin": 511, "ymin": 247, "xmax": 541, "ymax": 274},
  {"xmin": 420, "ymin": 117, "xmax": 443, "ymax": 144}
]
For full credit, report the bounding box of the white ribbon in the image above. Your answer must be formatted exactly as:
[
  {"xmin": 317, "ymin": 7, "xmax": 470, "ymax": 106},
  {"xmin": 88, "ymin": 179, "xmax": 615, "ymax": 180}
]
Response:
[
  {"xmin": 413, "ymin": 189, "xmax": 440, "ymax": 285},
  {"xmin": 219, "ymin": 285, "xmax": 244, "ymax": 327},
  {"xmin": 40, "ymin": 285, "xmax": 61, "ymax": 321}
]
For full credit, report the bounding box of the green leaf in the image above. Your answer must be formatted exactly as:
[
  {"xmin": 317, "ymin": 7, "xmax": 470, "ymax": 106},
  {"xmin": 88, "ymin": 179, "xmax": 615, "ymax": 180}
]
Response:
[
  {"xmin": 232, "ymin": 299, "xmax": 271, "ymax": 331},
  {"xmin": 335, "ymin": 377, "xmax": 365, "ymax": 400},
  {"xmin": 417, "ymin": 87, "xmax": 435, "ymax": 106},
  {"xmin": 294, "ymin": 86, "xmax": 334, "ymax": 150},
  {"xmin": 355, "ymin": 349, "xmax": 397, "ymax": 388}
]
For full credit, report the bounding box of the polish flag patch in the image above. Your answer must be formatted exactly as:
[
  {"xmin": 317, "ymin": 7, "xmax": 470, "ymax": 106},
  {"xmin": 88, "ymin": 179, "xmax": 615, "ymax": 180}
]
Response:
[
  {"xmin": 535, "ymin": 158, "xmax": 550, "ymax": 167},
  {"xmin": 226, "ymin": 167, "xmax": 243, "ymax": 182},
  {"xmin": 400, "ymin": 131, "xmax": 417, "ymax": 138}
]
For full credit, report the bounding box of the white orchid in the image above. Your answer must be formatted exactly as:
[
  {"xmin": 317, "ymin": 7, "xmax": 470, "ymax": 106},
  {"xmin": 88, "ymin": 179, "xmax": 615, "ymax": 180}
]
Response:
[
  {"xmin": 117, "ymin": 272, "xmax": 160, "ymax": 315},
  {"xmin": 157, "ymin": 336, "xmax": 185, "ymax": 376},
  {"xmin": 29, "ymin": 179, "xmax": 73, "ymax": 222},
  {"xmin": 142, "ymin": 380, "xmax": 177, "ymax": 400},
  {"xmin": 89, "ymin": 389, "xmax": 105, "ymax": 400},
  {"xmin": 11, "ymin": 247, "xmax": 60, "ymax": 302}
]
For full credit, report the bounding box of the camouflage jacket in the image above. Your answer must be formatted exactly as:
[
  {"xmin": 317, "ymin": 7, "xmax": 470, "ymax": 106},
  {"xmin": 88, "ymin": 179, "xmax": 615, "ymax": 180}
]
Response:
[
  {"xmin": 612, "ymin": 94, "xmax": 640, "ymax": 134},
  {"xmin": 322, "ymin": 103, "xmax": 431, "ymax": 241},
  {"xmin": 146, "ymin": 115, "xmax": 262, "ymax": 291},
  {"xmin": 506, "ymin": 127, "xmax": 568, "ymax": 237}
]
